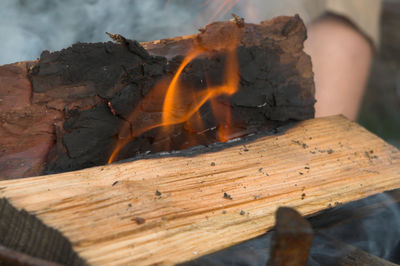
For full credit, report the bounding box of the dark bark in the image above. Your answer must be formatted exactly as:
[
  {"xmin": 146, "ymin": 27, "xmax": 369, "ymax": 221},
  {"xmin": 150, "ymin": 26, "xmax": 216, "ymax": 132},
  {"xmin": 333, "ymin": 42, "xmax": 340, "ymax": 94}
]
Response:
[{"xmin": 0, "ymin": 15, "xmax": 315, "ymax": 177}]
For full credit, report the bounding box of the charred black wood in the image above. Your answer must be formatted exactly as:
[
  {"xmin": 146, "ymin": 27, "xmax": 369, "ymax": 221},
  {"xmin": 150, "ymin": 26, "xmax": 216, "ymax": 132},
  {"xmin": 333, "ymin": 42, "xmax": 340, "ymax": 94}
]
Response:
[{"xmin": 25, "ymin": 16, "xmax": 315, "ymax": 174}]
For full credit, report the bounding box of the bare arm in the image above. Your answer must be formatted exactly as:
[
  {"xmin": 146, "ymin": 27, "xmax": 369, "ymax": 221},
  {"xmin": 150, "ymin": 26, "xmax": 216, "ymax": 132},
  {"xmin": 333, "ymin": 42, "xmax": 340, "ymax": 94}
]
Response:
[{"xmin": 304, "ymin": 15, "xmax": 373, "ymax": 120}]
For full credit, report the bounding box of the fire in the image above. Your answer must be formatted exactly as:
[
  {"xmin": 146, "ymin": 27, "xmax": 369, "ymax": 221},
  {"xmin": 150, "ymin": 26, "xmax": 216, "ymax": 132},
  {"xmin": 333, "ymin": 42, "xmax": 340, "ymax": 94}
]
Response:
[{"xmin": 108, "ymin": 24, "xmax": 241, "ymax": 163}]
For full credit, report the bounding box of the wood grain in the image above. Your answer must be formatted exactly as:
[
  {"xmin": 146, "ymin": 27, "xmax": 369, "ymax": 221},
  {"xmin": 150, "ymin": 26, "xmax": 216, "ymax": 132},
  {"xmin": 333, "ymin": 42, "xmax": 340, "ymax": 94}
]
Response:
[{"xmin": 1, "ymin": 115, "xmax": 399, "ymax": 265}]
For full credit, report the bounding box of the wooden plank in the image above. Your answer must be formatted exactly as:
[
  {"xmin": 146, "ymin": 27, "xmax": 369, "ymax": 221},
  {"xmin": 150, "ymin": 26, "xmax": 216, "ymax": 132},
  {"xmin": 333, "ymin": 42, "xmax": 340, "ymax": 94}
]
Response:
[{"xmin": 0, "ymin": 115, "xmax": 399, "ymax": 265}]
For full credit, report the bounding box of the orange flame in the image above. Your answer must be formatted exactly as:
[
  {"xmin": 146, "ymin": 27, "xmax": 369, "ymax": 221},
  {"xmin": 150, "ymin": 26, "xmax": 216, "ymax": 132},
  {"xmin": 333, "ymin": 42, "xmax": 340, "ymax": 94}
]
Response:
[{"xmin": 108, "ymin": 27, "xmax": 240, "ymax": 163}]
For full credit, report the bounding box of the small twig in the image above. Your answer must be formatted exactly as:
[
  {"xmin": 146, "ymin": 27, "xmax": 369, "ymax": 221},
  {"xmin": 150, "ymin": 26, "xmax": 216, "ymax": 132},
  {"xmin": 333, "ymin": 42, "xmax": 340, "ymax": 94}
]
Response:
[
  {"xmin": 106, "ymin": 32, "xmax": 127, "ymax": 44},
  {"xmin": 230, "ymin": 13, "xmax": 245, "ymax": 28}
]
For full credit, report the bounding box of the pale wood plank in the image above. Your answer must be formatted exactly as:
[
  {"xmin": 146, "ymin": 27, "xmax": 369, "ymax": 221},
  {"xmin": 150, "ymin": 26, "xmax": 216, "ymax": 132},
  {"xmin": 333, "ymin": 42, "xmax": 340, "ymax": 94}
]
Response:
[{"xmin": 0, "ymin": 115, "xmax": 399, "ymax": 265}]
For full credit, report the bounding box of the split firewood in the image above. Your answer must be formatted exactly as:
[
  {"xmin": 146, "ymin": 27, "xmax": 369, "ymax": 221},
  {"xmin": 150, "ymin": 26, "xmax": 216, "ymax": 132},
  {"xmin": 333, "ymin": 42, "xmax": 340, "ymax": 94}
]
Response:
[
  {"xmin": 0, "ymin": 116, "xmax": 399, "ymax": 265},
  {"xmin": 0, "ymin": 15, "xmax": 315, "ymax": 178}
]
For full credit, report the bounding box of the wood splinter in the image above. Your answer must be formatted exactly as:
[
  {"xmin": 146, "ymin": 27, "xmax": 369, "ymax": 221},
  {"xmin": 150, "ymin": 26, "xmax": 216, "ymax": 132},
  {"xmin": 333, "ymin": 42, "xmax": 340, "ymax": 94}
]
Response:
[
  {"xmin": 105, "ymin": 31, "xmax": 127, "ymax": 44},
  {"xmin": 230, "ymin": 13, "xmax": 245, "ymax": 27}
]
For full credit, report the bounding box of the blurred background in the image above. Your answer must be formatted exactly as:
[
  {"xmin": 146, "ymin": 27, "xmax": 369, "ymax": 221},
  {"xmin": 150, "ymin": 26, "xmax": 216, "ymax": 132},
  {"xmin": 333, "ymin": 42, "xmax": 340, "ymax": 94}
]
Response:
[
  {"xmin": 358, "ymin": 0, "xmax": 400, "ymax": 148},
  {"xmin": 0, "ymin": 0, "xmax": 399, "ymax": 147}
]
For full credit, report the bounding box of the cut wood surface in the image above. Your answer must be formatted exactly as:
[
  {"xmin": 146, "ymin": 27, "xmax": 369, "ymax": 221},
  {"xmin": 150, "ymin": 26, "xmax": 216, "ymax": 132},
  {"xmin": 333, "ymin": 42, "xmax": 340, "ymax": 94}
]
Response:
[{"xmin": 1, "ymin": 115, "xmax": 400, "ymax": 265}]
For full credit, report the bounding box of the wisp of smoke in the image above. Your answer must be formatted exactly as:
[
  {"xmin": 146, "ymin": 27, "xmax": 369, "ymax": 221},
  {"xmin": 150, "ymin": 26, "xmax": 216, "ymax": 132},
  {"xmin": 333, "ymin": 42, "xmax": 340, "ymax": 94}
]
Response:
[
  {"xmin": 0, "ymin": 0, "xmax": 307, "ymax": 65},
  {"xmin": 182, "ymin": 192, "xmax": 400, "ymax": 265},
  {"xmin": 0, "ymin": 0, "xmax": 196, "ymax": 64}
]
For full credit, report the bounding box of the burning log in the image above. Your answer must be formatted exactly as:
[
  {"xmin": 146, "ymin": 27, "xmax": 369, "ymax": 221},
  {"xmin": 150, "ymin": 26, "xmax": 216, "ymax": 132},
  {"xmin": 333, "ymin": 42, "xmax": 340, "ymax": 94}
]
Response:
[
  {"xmin": 0, "ymin": 62, "xmax": 63, "ymax": 179},
  {"xmin": 0, "ymin": 15, "xmax": 315, "ymax": 178},
  {"xmin": 0, "ymin": 116, "xmax": 399, "ymax": 265}
]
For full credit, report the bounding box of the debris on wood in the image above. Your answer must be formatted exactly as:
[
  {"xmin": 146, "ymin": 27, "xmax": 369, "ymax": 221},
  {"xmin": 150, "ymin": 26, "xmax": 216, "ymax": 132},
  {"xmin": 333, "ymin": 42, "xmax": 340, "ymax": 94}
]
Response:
[
  {"xmin": 223, "ymin": 192, "xmax": 233, "ymax": 200},
  {"xmin": 132, "ymin": 217, "xmax": 146, "ymax": 225}
]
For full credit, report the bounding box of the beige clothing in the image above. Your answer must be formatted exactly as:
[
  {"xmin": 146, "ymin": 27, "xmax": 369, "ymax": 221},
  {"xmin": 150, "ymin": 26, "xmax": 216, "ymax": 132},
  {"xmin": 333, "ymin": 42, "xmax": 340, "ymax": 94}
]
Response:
[
  {"xmin": 252, "ymin": 0, "xmax": 382, "ymax": 47},
  {"xmin": 304, "ymin": 0, "xmax": 382, "ymax": 47}
]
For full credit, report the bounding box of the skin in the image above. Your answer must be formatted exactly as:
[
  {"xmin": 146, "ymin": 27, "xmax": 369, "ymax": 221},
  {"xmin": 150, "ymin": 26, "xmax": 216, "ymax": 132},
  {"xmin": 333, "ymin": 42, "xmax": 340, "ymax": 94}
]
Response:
[{"xmin": 304, "ymin": 15, "xmax": 373, "ymax": 121}]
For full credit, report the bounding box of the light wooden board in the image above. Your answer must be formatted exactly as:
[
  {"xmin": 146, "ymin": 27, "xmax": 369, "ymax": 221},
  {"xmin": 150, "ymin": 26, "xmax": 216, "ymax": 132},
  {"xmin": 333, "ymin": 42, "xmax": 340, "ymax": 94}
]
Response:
[{"xmin": 1, "ymin": 115, "xmax": 399, "ymax": 265}]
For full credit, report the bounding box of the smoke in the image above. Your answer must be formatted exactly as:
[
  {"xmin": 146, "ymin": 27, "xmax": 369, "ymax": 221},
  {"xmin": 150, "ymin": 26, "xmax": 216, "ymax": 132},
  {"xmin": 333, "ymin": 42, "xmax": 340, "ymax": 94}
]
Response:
[
  {"xmin": 0, "ymin": 0, "xmax": 194, "ymax": 64},
  {"xmin": 310, "ymin": 192, "xmax": 400, "ymax": 262},
  {"xmin": 182, "ymin": 192, "xmax": 400, "ymax": 265},
  {"xmin": 0, "ymin": 0, "xmax": 308, "ymax": 65}
]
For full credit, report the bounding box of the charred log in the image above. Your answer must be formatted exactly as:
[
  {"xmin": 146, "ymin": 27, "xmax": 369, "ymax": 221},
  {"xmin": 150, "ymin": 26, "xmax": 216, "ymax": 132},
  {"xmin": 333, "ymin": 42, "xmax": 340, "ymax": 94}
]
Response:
[{"xmin": 0, "ymin": 15, "xmax": 315, "ymax": 177}]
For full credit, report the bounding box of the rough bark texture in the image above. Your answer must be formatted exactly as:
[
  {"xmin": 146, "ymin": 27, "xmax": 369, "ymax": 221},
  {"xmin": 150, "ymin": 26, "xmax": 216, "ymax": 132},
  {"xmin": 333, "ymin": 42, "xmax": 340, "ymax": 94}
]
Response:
[
  {"xmin": 0, "ymin": 62, "xmax": 62, "ymax": 179},
  {"xmin": 0, "ymin": 15, "xmax": 315, "ymax": 177}
]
